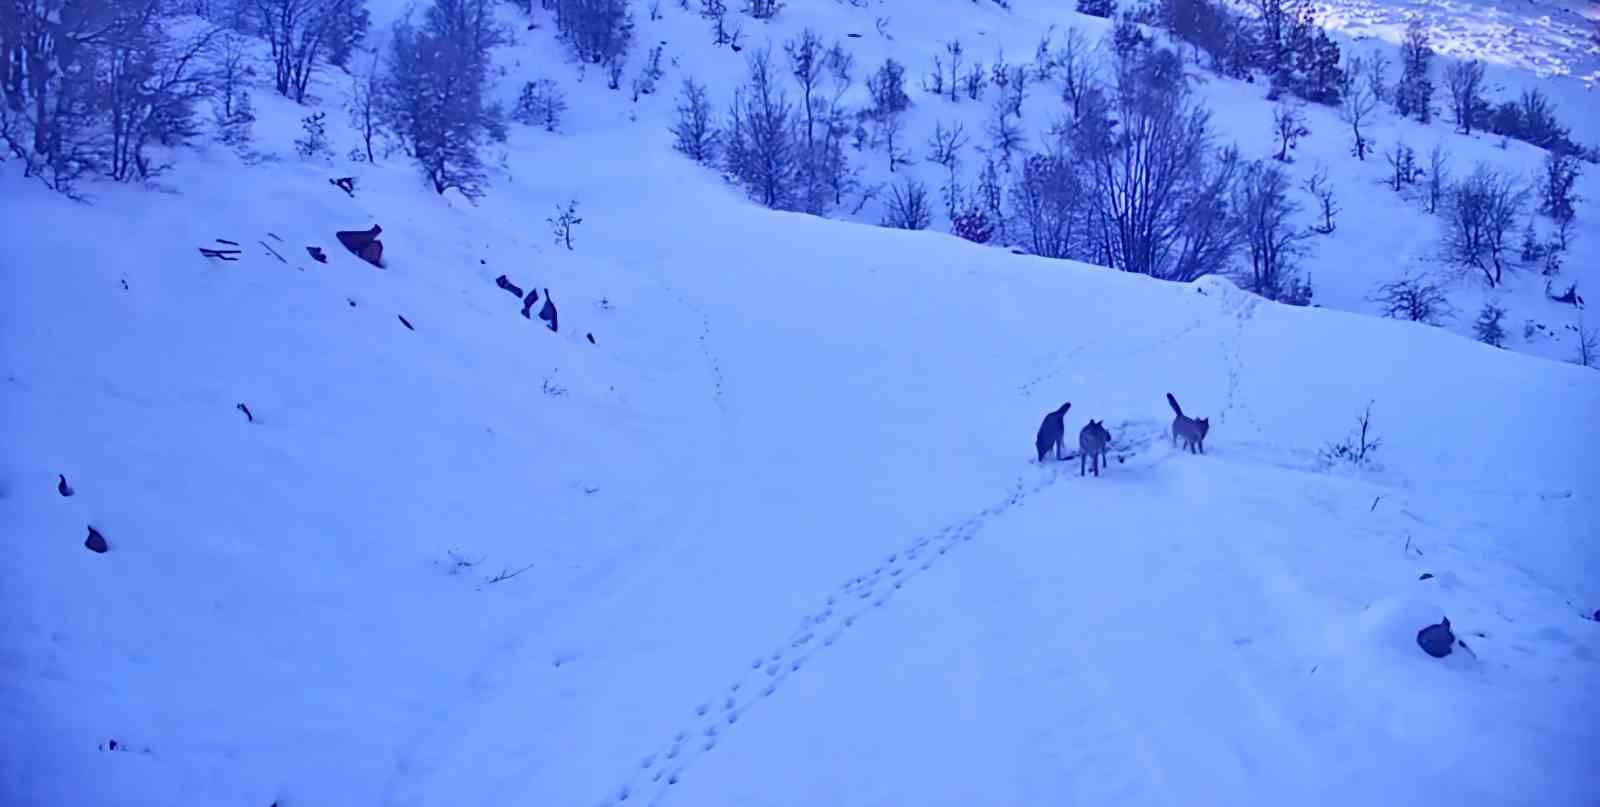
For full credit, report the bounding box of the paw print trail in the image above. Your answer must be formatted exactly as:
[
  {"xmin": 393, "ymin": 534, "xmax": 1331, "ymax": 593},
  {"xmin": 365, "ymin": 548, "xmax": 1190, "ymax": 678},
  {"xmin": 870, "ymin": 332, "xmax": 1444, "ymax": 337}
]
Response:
[{"xmin": 595, "ymin": 444, "xmax": 1163, "ymax": 807}]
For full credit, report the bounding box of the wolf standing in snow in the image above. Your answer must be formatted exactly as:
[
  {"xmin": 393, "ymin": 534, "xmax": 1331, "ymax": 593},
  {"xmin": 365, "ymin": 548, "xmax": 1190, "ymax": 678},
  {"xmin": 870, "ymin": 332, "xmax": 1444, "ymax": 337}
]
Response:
[
  {"xmin": 1034, "ymin": 402, "xmax": 1072, "ymax": 463},
  {"xmin": 1166, "ymin": 393, "xmax": 1210, "ymax": 454},
  {"xmin": 1079, "ymin": 420, "xmax": 1111, "ymax": 477}
]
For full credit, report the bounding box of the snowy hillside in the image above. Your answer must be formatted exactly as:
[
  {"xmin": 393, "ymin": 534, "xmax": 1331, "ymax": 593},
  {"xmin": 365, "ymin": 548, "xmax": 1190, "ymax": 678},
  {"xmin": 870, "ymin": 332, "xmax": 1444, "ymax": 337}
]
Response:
[{"xmin": 3, "ymin": 0, "xmax": 1600, "ymax": 806}]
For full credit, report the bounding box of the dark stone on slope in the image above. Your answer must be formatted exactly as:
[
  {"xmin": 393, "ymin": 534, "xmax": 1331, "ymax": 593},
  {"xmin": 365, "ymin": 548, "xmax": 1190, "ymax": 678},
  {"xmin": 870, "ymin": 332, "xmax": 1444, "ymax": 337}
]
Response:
[
  {"xmin": 586, "ymin": 332, "xmax": 595, "ymax": 344},
  {"xmin": 1417, "ymin": 617, "xmax": 1455, "ymax": 658},
  {"xmin": 335, "ymin": 225, "xmax": 384, "ymax": 267},
  {"xmin": 1418, "ymin": 573, "xmax": 1434, "ymax": 580},
  {"xmin": 85, "ymin": 526, "xmax": 107, "ymax": 554},
  {"xmin": 521, "ymin": 288, "xmax": 539, "ymax": 319},
  {"xmin": 57, "ymin": 474, "xmax": 74, "ymax": 497},
  {"xmin": 307, "ymin": 246, "xmax": 327, "ymax": 263},
  {"xmin": 495, "ymin": 274, "xmax": 525, "ymax": 299},
  {"xmin": 1592, "ymin": 609, "xmax": 1599, "ymax": 622},
  {"xmin": 538, "ymin": 290, "xmax": 558, "ymax": 332}
]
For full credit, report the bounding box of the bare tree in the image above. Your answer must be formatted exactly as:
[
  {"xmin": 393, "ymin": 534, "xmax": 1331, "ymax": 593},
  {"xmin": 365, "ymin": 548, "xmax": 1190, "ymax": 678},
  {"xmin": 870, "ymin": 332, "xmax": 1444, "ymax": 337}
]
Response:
[
  {"xmin": 1302, "ymin": 164, "xmax": 1337, "ymax": 234},
  {"xmin": 670, "ymin": 77, "xmax": 720, "ymax": 163},
  {"xmin": 1384, "ymin": 140, "xmax": 1418, "ymax": 192},
  {"xmin": 348, "ymin": 45, "xmax": 384, "ymax": 161},
  {"xmin": 926, "ymin": 119, "xmax": 969, "ymax": 219},
  {"xmin": 1424, "ymin": 143, "xmax": 1448, "ymax": 214},
  {"xmin": 1370, "ymin": 275, "xmax": 1454, "ymax": 323},
  {"xmin": 1054, "ymin": 26, "xmax": 1097, "ymax": 122},
  {"xmin": 1395, "ymin": 18, "xmax": 1434, "ymax": 122},
  {"xmin": 253, "ymin": 0, "xmax": 369, "ymax": 103},
  {"xmin": 1008, "ymin": 150, "xmax": 1087, "ymax": 259},
  {"xmin": 554, "ymin": 0, "xmax": 634, "ymax": 64},
  {"xmin": 945, "ymin": 39, "xmax": 964, "ymax": 103},
  {"xmin": 1539, "ymin": 148, "xmax": 1582, "ymax": 225},
  {"xmin": 1576, "ymin": 317, "xmax": 1599, "ymax": 368},
  {"xmin": 102, "ymin": 12, "xmax": 215, "ymax": 182},
  {"xmin": 1338, "ymin": 59, "xmax": 1378, "ymax": 161},
  {"xmin": 882, "ymin": 176, "xmax": 932, "ymax": 229},
  {"xmin": 1272, "ymin": 101, "xmax": 1308, "ymax": 162},
  {"xmin": 1234, "ymin": 159, "xmax": 1312, "ymax": 302},
  {"xmin": 383, "ymin": 0, "xmax": 505, "ymax": 199},
  {"xmin": 880, "ymin": 109, "xmax": 909, "ymax": 172},
  {"xmin": 1444, "ymin": 58, "xmax": 1485, "ymax": 134},
  {"xmin": 1074, "ymin": 45, "xmax": 1226, "ymax": 279},
  {"xmin": 1444, "ymin": 163, "xmax": 1530, "ymax": 286},
  {"xmin": 1364, "ymin": 50, "xmax": 1391, "ymax": 104},
  {"xmin": 724, "ymin": 46, "xmax": 796, "ymax": 209},
  {"xmin": 212, "ymin": 29, "xmax": 258, "ymax": 148},
  {"xmin": 986, "ymin": 95, "xmax": 1024, "ymax": 169}
]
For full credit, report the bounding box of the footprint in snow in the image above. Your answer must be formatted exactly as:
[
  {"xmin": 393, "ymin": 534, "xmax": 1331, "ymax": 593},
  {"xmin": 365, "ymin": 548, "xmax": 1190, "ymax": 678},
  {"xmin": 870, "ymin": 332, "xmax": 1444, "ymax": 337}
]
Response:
[
  {"xmin": 695, "ymin": 704, "xmax": 708, "ymax": 717},
  {"xmin": 766, "ymin": 664, "xmax": 779, "ymax": 676}
]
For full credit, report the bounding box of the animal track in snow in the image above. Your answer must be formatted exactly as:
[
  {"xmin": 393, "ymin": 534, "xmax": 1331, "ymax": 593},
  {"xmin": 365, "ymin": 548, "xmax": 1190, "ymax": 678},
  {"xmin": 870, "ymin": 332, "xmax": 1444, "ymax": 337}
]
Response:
[{"xmin": 600, "ymin": 452, "xmax": 1180, "ymax": 806}]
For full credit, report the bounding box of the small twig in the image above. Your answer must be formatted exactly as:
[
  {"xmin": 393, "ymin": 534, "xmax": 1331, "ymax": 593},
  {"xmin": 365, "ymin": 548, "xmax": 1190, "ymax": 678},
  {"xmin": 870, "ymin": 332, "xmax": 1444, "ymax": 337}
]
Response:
[
  {"xmin": 199, "ymin": 247, "xmax": 241, "ymax": 261},
  {"xmin": 485, "ymin": 562, "xmax": 535, "ymax": 584},
  {"xmin": 267, "ymin": 232, "xmax": 284, "ymax": 242},
  {"xmin": 235, "ymin": 403, "xmax": 254, "ymax": 423},
  {"xmin": 1370, "ymin": 496, "xmax": 1382, "ymax": 512},
  {"xmin": 258, "ymin": 240, "xmax": 287, "ymax": 263},
  {"xmin": 215, "ymin": 238, "xmax": 240, "ymax": 246},
  {"xmin": 398, "ymin": 314, "xmax": 414, "ymax": 331}
]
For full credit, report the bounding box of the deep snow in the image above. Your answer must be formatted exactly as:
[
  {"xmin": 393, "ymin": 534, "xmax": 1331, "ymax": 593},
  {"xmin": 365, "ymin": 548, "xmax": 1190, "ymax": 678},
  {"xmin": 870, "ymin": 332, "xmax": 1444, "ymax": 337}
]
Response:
[{"xmin": 3, "ymin": 1, "xmax": 1599, "ymax": 806}]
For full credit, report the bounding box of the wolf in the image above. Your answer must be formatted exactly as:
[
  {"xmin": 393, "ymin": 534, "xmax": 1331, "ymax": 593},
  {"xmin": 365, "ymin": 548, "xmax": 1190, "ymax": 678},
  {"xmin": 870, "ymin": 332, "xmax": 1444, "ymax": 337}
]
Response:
[
  {"xmin": 1166, "ymin": 393, "xmax": 1210, "ymax": 454},
  {"xmin": 1079, "ymin": 420, "xmax": 1112, "ymax": 477},
  {"xmin": 1034, "ymin": 402, "xmax": 1072, "ymax": 463}
]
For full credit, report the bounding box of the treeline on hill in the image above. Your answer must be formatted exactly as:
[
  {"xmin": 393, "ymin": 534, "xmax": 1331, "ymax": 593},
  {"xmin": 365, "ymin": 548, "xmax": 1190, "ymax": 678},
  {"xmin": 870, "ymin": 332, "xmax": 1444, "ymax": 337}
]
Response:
[{"xmin": 0, "ymin": 0, "xmax": 1586, "ymax": 305}]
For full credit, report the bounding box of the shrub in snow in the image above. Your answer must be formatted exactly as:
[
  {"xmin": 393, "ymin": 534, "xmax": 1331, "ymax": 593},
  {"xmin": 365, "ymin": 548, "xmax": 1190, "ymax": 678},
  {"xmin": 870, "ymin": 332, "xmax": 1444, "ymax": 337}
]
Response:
[
  {"xmin": 1370, "ymin": 276, "xmax": 1454, "ymax": 325},
  {"xmin": 515, "ymin": 80, "xmax": 568, "ymax": 132},
  {"xmin": 295, "ymin": 112, "xmax": 332, "ymax": 160},
  {"xmin": 1076, "ymin": 0, "xmax": 1114, "ymax": 18},
  {"xmin": 1443, "ymin": 164, "xmax": 1529, "ymax": 287},
  {"xmin": 554, "ymin": 0, "xmax": 634, "ymax": 65},
  {"xmin": 671, "ymin": 79, "xmax": 721, "ymax": 163},
  {"xmin": 1473, "ymin": 304, "xmax": 1508, "ymax": 348},
  {"xmin": 549, "ymin": 200, "xmax": 582, "ymax": 250},
  {"xmin": 881, "ymin": 177, "xmax": 931, "ymax": 230},
  {"xmin": 1319, "ymin": 401, "xmax": 1381, "ymax": 469}
]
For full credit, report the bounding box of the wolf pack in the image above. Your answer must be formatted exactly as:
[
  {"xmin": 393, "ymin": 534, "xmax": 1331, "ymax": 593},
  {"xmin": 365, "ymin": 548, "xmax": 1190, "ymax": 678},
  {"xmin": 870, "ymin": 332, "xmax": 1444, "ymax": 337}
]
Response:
[{"xmin": 1034, "ymin": 393, "xmax": 1210, "ymax": 476}]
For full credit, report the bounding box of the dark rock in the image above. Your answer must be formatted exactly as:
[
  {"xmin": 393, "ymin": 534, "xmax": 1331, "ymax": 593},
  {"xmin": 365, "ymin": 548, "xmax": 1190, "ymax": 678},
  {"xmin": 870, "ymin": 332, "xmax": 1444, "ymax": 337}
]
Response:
[
  {"xmin": 1418, "ymin": 573, "xmax": 1434, "ymax": 580},
  {"xmin": 495, "ymin": 274, "xmax": 525, "ymax": 299},
  {"xmin": 586, "ymin": 332, "xmax": 595, "ymax": 344},
  {"xmin": 1417, "ymin": 617, "xmax": 1455, "ymax": 658},
  {"xmin": 521, "ymin": 288, "xmax": 539, "ymax": 319},
  {"xmin": 307, "ymin": 246, "xmax": 327, "ymax": 263},
  {"xmin": 236, "ymin": 403, "xmax": 254, "ymax": 423},
  {"xmin": 57, "ymin": 474, "xmax": 74, "ymax": 497},
  {"xmin": 1592, "ymin": 609, "xmax": 1599, "ymax": 622},
  {"xmin": 538, "ymin": 290, "xmax": 558, "ymax": 332},
  {"xmin": 85, "ymin": 526, "xmax": 108, "ymax": 554},
  {"xmin": 348, "ymin": 298, "xmax": 356, "ymax": 307},
  {"xmin": 329, "ymin": 176, "xmax": 356, "ymax": 196},
  {"xmin": 335, "ymin": 225, "xmax": 384, "ymax": 267}
]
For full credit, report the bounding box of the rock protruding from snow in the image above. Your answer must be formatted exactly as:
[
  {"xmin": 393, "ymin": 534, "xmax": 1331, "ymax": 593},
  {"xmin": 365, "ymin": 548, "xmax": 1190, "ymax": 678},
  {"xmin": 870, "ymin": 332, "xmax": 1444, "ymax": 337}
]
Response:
[
  {"xmin": 495, "ymin": 274, "xmax": 525, "ymax": 299},
  {"xmin": 84, "ymin": 526, "xmax": 107, "ymax": 554},
  {"xmin": 335, "ymin": 225, "xmax": 384, "ymax": 268},
  {"xmin": 1417, "ymin": 617, "xmax": 1456, "ymax": 658},
  {"xmin": 57, "ymin": 474, "xmax": 74, "ymax": 497}
]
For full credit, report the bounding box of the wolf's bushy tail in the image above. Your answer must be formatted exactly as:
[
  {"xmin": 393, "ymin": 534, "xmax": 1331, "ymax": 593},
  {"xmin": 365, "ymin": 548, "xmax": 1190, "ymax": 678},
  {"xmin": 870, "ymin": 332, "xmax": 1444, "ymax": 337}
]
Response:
[{"xmin": 1166, "ymin": 392, "xmax": 1184, "ymax": 417}]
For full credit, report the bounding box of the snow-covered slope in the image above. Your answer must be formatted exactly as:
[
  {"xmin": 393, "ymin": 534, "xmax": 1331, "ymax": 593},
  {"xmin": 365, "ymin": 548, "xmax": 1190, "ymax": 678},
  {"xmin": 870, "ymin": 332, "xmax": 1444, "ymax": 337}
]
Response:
[{"xmin": 3, "ymin": 1, "xmax": 1599, "ymax": 806}]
